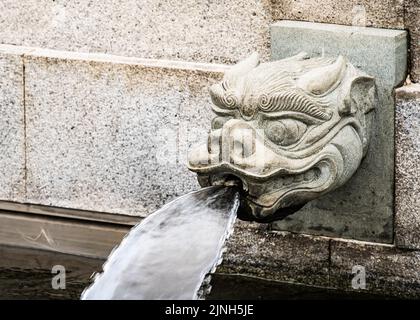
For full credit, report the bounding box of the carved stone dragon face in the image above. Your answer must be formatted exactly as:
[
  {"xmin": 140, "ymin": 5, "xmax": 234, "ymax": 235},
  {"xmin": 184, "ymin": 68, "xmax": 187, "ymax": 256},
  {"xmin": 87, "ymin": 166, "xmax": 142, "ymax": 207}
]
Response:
[{"xmin": 188, "ymin": 52, "xmax": 376, "ymax": 222}]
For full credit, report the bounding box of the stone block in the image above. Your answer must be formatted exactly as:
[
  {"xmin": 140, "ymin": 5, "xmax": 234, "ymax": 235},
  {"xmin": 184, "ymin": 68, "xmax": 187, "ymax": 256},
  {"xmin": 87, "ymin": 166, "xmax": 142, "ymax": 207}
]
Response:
[
  {"xmin": 330, "ymin": 239, "xmax": 420, "ymax": 298},
  {"xmin": 0, "ymin": 0, "xmax": 271, "ymax": 64},
  {"xmin": 271, "ymin": 21, "xmax": 407, "ymax": 89},
  {"xmin": 271, "ymin": 21, "xmax": 407, "ymax": 243},
  {"xmin": 218, "ymin": 220, "xmax": 330, "ymax": 287},
  {"xmin": 23, "ymin": 48, "xmax": 226, "ymax": 216},
  {"xmin": 395, "ymin": 84, "xmax": 420, "ymax": 249},
  {"xmin": 0, "ymin": 52, "xmax": 25, "ymax": 202},
  {"xmin": 270, "ymin": 0, "xmax": 419, "ymax": 82}
]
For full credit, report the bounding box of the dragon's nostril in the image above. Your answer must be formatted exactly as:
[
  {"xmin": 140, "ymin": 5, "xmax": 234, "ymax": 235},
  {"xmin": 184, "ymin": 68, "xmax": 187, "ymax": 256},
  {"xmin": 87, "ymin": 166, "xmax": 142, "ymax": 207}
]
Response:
[
  {"xmin": 230, "ymin": 128, "xmax": 256, "ymax": 159},
  {"xmin": 207, "ymin": 129, "xmax": 222, "ymax": 155}
]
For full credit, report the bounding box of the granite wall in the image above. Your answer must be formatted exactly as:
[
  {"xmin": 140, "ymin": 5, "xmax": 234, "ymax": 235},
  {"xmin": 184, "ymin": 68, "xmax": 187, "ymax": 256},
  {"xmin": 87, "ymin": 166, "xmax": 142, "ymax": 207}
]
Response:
[
  {"xmin": 0, "ymin": 45, "xmax": 224, "ymax": 216},
  {"xmin": 0, "ymin": 1, "xmax": 418, "ymax": 82}
]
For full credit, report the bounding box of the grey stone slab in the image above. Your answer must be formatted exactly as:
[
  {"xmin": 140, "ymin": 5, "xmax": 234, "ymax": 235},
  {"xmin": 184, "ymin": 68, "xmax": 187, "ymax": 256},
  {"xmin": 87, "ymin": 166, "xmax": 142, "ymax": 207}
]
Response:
[
  {"xmin": 395, "ymin": 85, "xmax": 420, "ymax": 249},
  {"xmin": 271, "ymin": 1, "xmax": 420, "ymax": 83},
  {"xmin": 271, "ymin": 21, "xmax": 407, "ymax": 89},
  {"xmin": 270, "ymin": 21, "xmax": 407, "ymax": 243},
  {"xmin": 0, "ymin": 52, "xmax": 26, "ymax": 203},
  {"xmin": 0, "ymin": 0, "xmax": 271, "ymax": 65},
  {"xmin": 330, "ymin": 239, "xmax": 420, "ymax": 298},
  {"xmin": 218, "ymin": 220, "xmax": 330, "ymax": 287},
  {"xmin": 24, "ymin": 50, "xmax": 225, "ymax": 216}
]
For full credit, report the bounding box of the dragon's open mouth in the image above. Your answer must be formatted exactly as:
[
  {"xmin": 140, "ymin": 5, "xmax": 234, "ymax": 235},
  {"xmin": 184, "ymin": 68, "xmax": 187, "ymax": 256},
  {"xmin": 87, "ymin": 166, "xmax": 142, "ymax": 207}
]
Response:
[
  {"xmin": 197, "ymin": 172, "xmax": 307, "ymax": 222},
  {"xmin": 208, "ymin": 174, "xmax": 246, "ymax": 190},
  {"xmin": 201, "ymin": 167, "xmax": 322, "ymax": 195}
]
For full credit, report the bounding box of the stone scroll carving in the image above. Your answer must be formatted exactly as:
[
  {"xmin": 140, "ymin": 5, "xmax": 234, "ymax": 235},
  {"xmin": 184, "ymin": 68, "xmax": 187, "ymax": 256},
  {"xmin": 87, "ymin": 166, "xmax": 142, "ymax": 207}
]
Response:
[{"xmin": 188, "ymin": 52, "xmax": 376, "ymax": 222}]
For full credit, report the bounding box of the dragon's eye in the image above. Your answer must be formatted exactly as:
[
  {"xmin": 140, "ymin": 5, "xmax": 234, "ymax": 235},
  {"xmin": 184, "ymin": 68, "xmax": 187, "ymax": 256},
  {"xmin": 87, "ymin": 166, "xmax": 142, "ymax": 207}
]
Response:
[{"xmin": 265, "ymin": 119, "xmax": 307, "ymax": 146}]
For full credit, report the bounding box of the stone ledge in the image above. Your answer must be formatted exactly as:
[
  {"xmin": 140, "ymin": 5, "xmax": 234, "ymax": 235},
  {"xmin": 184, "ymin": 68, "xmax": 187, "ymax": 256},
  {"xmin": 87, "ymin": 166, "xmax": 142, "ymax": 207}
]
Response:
[
  {"xmin": 219, "ymin": 220, "xmax": 330, "ymax": 287},
  {"xmin": 0, "ymin": 44, "xmax": 230, "ymax": 74},
  {"xmin": 26, "ymin": 47, "xmax": 230, "ymax": 74},
  {"xmin": 330, "ymin": 240, "xmax": 420, "ymax": 298},
  {"xmin": 221, "ymin": 221, "xmax": 420, "ymax": 298}
]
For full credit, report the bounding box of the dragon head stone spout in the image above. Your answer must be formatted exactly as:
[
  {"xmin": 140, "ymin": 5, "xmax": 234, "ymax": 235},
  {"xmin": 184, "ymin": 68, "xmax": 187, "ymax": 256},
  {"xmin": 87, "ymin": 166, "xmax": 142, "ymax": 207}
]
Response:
[{"xmin": 188, "ymin": 52, "xmax": 376, "ymax": 222}]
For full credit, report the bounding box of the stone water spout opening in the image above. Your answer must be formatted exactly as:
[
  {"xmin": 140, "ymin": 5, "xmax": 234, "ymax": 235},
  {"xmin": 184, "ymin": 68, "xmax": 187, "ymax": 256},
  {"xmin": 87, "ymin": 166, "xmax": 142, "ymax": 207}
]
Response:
[{"xmin": 188, "ymin": 52, "xmax": 376, "ymax": 223}]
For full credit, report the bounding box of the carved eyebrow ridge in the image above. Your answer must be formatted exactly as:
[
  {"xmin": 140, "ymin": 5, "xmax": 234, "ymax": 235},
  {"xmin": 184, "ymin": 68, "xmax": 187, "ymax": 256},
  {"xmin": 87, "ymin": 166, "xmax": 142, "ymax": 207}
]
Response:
[{"xmin": 258, "ymin": 90, "xmax": 332, "ymax": 121}]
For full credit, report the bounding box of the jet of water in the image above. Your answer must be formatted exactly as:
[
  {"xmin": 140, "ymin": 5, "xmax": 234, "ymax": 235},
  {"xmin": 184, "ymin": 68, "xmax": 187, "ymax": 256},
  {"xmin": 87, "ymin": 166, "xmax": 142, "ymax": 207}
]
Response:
[{"xmin": 81, "ymin": 186, "xmax": 240, "ymax": 300}]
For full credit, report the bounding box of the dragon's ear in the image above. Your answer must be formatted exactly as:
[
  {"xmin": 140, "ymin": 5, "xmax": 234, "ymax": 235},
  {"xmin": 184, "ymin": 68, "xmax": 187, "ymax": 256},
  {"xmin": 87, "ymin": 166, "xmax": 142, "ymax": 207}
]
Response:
[
  {"xmin": 297, "ymin": 56, "xmax": 346, "ymax": 95},
  {"xmin": 340, "ymin": 75, "xmax": 376, "ymax": 116},
  {"xmin": 224, "ymin": 52, "xmax": 259, "ymax": 87}
]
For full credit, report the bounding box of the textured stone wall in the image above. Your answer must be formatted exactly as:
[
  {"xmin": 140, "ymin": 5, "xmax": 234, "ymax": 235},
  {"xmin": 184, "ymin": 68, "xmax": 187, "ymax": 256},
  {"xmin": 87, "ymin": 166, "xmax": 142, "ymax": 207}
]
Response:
[
  {"xmin": 0, "ymin": 45, "xmax": 225, "ymax": 216},
  {"xmin": 0, "ymin": 0, "xmax": 272, "ymax": 64},
  {"xmin": 0, "ymin": 1, "xmax": 418, "ymax": 81},
  {"xmin": 0, "ymin": 51, "xmax": 25, "ymax": 203}
]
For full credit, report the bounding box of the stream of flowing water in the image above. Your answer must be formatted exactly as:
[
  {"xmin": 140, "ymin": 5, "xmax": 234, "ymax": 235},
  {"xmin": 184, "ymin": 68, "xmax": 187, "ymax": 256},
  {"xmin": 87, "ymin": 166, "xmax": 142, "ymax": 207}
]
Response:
[{"xmin": 81, "ymin": 186, "xmax": 240, "ymax": 300}]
